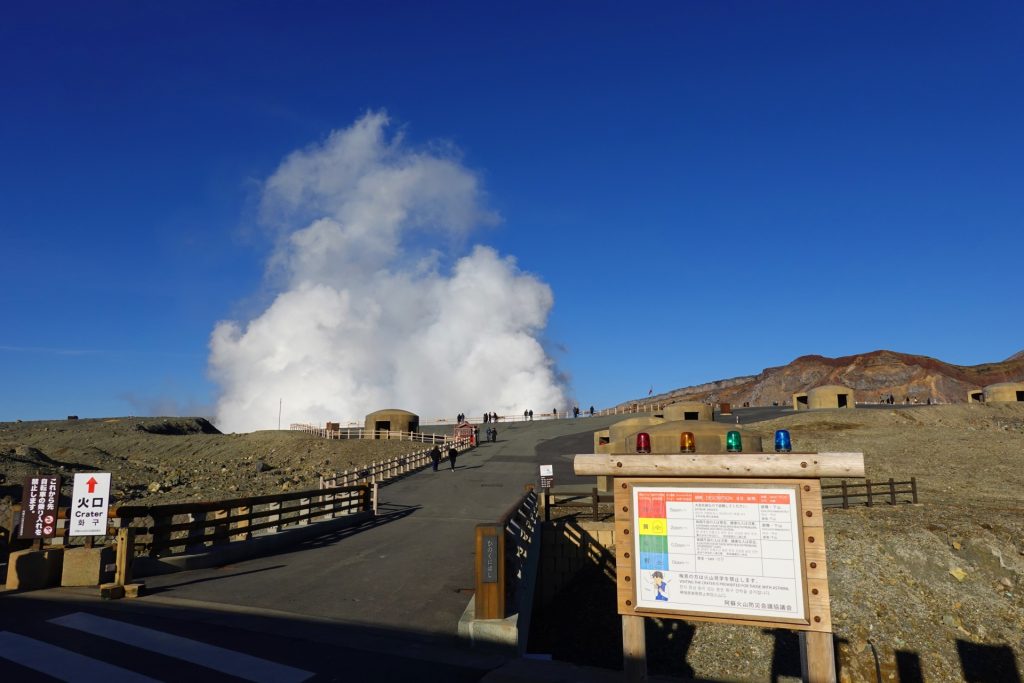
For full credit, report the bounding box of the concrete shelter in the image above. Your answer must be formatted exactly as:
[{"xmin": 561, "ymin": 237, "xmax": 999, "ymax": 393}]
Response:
[
  {"xmin": 792, "ymin": 392, "xmax": 809, "ymax": 411},
  {"xmin": 807, "ymin": 385, "xmax": 855, "ymax": 410},
  {"xmin": 364, "ymin": 409, "xmax": 419, "ymax": 436},
  {"xmin": 662, "ymin": 402, "xmax": 714, "ymax": 423},
  {"xmin": 983, "ymin": 382, "xmax": 1024, "ymax": 403}
]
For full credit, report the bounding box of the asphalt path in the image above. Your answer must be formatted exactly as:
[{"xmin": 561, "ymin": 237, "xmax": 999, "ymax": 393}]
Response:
[{"xmin": 136, "ymin": 416, "xmax": 624, "ymax": 640}]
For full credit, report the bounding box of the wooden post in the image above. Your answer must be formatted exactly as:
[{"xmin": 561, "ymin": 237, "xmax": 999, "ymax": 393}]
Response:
[
  {"xmin": 151, "ymin": 514, "xmax": 171, "ymax": 557},
  {"xmin": 212, "ymin": 509, "xmax": 230, "ymax": 543},
  {"xmin": 231, "ymin": 506, "xmax": 251, "ymax": 541},
  {"xmin": 622, "ymin": 614, "xmax": 647, "ymax": 682},
  {"xmin": 114, "ymin": 528, "xmax": 135, "ymax": 586},
  {"xmin": 888, "ymin": 478, "xmax": 896, "ymax": 505},
  {"xmin": 591, "ymin": 487, "xmax": 599, "ymax": 521},
  {"xmin": 865, "ymin": 479, "xmax": 872, "ymax": 507},
  {"xmin": 840, "ymin": 480, "xmax": 848, "ymax": 509},
  {"xmin": 910, "ymin": 477, "xmax": 918, "ymax": 503},
  {"xmin": 371, "ymin": 482, "xmax": 378, "ymax": 516},
  {"xmin": 544, "ymin": 490, "xmax": 551, "ymax": 522},
  {"xmin": 474, "ymin": 523, "xmax": 505, "ymax": 619},
  {"xmin": 800, "ymin": 631, "xmax": 837, "ymax": 683}
]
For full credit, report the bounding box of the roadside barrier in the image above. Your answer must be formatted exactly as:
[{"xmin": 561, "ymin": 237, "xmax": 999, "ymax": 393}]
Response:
[
  {"xmin": 111, "ymin": 484, "xmax": 373, "ymax": 558},
  {"xmin": 290, "ymin": 424, "xmax": 448, "ymax": 443},
  {"xmin": 473, "ymin": 486, "xmax": 539, "ymax": 620},
  {"xmin": 543, "ymin": 487, "xmax": 612, "ymax": 522},
  {"xmin": 822, "ymin": 477, "xmax": 918, "ymax": 508},
  {"xmin": 318, "ymin": 437, "xmax": 472, "ymax": 488}
]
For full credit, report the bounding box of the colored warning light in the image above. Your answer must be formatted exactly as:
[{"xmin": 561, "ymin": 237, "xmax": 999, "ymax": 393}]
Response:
[
  {"xmin": 636, "ymin": 432, "xmax": 652, "ymax": 454},
  {"xmin": 726, "ymin": 431, "xmax": 742, "ymax": 453},
  {"xmin": 680, "ymin": 431, "xmax": 696, "ymax": 453},
  {"xmin": 774, "ymin": 429, "xmax": 792, "ymax": 453}
]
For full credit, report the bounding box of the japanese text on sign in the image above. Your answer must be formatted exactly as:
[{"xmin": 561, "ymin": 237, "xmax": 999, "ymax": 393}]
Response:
[
  {"xmin": 632, "ymin": 485, "xmax": 805, "ymax": 621},
  {"xmin": 18, "ymin": 475, "xmax": 61, "ymax": 539},
  {"xmin": 69, "ymin": 473, "xmax": 112, "ymax": 537}
]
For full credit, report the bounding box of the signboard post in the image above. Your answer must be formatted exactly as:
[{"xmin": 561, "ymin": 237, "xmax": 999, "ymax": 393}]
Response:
[
  {"xmin": 18, "ymin": 475, "xmax": 61, "ymax": 541},
  {"xmin": 574, "ymin": 452, "xmax": 864, "ymax": 683},
  {"xmin": 69, "ymin": 473, "xmax": 111, "ymax": 537},
  {"xmin": 539, "ymin": 464, "xmax": 554, "ymax": 489}
]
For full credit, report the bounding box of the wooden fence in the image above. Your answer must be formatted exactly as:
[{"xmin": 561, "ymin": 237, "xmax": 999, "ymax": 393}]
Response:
[
  {"xmin": 543, "ymin": 487, "xmax": 614, "ymax": 522},
  {"xmin": 822, "ymin": 477, "xmax": 918, "ymax": 508},
  {"xmin": 318, "ymin": 437, "xmax": 472, "ymax": 489},
  {"xmin": 5, "ymin": 483, "xmax": 373, "ymax": 560},
  {"xmin": 541, "ymin": 479, "xmax": 919, "ymax": 518},
  {"xmin": 474, "ymin": 487, "xmax": 540, "ymax": 620},
  {"xmin": 112, "ymin": 484, "xmax": 373, "ymax": 557}
]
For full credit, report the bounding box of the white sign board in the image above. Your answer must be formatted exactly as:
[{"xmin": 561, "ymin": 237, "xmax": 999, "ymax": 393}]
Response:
[
  {"xmin": 69, "ymin": 472, "xmax": 111, "ymax": 537},
  {"xmin": 539, "ymin": 465, "xmax": 553, "ymax": 477},
  {"xmin": 632, "ymin": 484, "xmax": 805, "ymax": 621}
]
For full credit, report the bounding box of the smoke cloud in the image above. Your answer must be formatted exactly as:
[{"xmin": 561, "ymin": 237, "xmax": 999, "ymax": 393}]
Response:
[{"xmin": 209, "ymin": 112, "xmax": 567, "ymax": 432}]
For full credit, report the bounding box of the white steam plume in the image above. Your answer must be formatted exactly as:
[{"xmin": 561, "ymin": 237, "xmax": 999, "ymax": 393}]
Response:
[{"xmin": 209, "ymin": 112, "xmax": 567, "ymax": 432}]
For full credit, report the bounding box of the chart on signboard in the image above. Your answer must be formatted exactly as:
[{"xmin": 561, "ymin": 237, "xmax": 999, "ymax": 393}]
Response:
[{"xmin": 632, "ymin": 484, "xmax": 805, "ymax": 621}]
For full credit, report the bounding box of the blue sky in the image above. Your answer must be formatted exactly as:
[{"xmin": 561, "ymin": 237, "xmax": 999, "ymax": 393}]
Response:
[{"xmin": 2, "ymin": 2, "xmax": 1022, "ymax": 425}]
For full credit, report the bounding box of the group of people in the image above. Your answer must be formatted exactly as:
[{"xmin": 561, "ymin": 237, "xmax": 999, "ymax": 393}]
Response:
[
  {"xmin": 482, "ymin": 412, "xmax": 499, "ymax": 423},
  {"xmin": 485, "ymin": 426, "xmax": 498, "ymax": 442},
  {"xmin": 429, "ymin": 444, "xmax": 459, "ymax": 472}
]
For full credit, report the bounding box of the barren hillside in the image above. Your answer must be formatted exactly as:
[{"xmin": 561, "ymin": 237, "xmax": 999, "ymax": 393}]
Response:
[{"xmin": 630, "ymin": 349, "xmax": 1024, "ymax": 408}]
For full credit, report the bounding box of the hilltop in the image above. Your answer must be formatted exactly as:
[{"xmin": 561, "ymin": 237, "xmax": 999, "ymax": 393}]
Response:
[{"xmin": 631, "ymin": 349, "xmax": 1024, "ymax": 408}]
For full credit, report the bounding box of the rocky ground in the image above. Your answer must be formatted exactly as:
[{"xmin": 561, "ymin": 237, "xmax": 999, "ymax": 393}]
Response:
[{"xmin": 532, "ymin": 403, "xmax": 1024, "ymax": 682}]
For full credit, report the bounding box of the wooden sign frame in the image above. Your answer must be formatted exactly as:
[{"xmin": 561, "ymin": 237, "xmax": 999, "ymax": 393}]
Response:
[{"xmin": 613, "ymin": 477, "xmax": 831, "ymax": 633}]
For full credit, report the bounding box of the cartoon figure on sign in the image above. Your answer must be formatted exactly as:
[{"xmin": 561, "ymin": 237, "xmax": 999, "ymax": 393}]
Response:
[{"xmin": 651, "ymin": 571, "xmax": 669, "ymax": 601}]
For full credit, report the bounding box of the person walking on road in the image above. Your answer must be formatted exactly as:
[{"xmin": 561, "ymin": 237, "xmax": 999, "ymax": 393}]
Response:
[
  {"xmin": 491, "ymin": 427, "xmax": 498, "ymax": 442},
  {"xmin": 448, "ymin": 445, "xmax": 459, "ymax": 471},
  {"xmin": 430, "ymin": 445, "xmax": 441, "ymax": 472}
]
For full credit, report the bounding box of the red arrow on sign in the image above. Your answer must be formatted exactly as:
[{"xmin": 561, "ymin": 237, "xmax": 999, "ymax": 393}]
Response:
[{"xmin": 86, "ymin": 477, "xmax": 98, "ymax": 493}]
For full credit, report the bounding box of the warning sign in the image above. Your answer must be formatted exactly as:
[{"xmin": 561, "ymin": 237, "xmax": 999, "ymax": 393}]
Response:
[
  {"xmin": 18, "ymin": 475, "xmax": 61, "ymax": 539},
  {"xmin": 69, "ymin": 472, "xmax": 111, "ymax": 537},
  {"xmin": 631, "ymin": 485, "xmax": 805, "ymax": 621}
]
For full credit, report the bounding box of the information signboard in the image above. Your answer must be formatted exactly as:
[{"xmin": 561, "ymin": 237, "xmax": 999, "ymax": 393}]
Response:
[
  {"xmin": 69, "ymin": 472, "xmax": 111, "ymax": 537},
  {"xmin": 615, "ymin": 478, "xmax": 831, "ymax": 632},
  {"xmin": 539, "ymin": 464, "xmax": 554, "ymax": 489},
  {"xmin": 633, "ymin": 484, "xmax": 804, "ymax": 620},
  {"xmin": 18, "ymin": 475, "xmax": 61, "ymax": 539}
]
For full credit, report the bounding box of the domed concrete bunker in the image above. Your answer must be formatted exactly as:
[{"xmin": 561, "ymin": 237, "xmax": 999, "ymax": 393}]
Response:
[
  {"xmin": 794, "ymin": 385, "xmax": 855, "ymax": 410},
  {"xmin": 364, "ymin": 409, "xmax": 419, "ymax": 437},
  {"xmin": 983, "ymin": 382, "xmax": 1024, "ymax": 403}
]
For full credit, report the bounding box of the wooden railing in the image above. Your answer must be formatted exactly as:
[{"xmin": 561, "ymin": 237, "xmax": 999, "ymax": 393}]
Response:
[
  {"xmin": 822, "ymin": 477, "xmax": 918, "ymax": 508},
  {"xmin": 474, "ymin": 487, "xmax": 540, "ymax": 620},
  {"xmin": 290, "ymin": 424, "xmax": 449, "ymax": 443},
  {"xmin": 543, "ymin": 487, "xmax": 613, "ymax": 522},
  {"xmin": 318, "ymin": 437, "xmax": 472, "ymax": 489},
  {"xmin": 112, "ymin": 484, "xmax": 374, "ymax": 557}
]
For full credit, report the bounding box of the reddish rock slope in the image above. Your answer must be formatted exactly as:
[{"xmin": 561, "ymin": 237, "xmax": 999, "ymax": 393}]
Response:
[{"xmin": 637, "ymin": 349, "xmax": 1024, "ymax": 407}]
